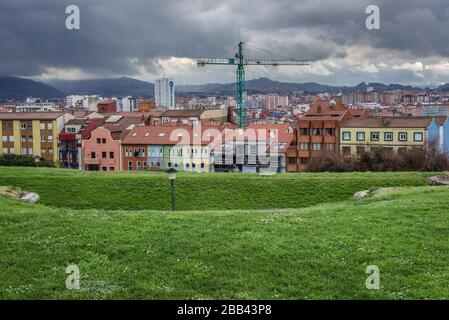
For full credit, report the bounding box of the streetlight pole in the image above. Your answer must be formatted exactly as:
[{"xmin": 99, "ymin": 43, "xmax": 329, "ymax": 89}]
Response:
[{"xmin": 167, "ymin": 168, "xmax": 178, "ymax": 211}]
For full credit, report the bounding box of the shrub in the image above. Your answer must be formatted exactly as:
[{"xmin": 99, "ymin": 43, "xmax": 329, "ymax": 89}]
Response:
[
  {"xmin": 307, "ymin": 141, "xmax": 449, "ymax": 172},
  {"xmin": 0, "ymin": 154, "xmax": 56, "ymax": 168}
]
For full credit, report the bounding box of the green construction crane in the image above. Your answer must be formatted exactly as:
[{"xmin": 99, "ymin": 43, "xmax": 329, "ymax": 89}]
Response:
[{"xmin": 198, "ymin": 41, "xmax": 309, "ymax": 128}]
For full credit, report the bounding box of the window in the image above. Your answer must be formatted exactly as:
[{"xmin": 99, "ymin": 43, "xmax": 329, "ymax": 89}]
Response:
[
  {"xmin": 324, "ymin": 128, "xmax": 335, "ymax": 136},
  {"xmin": 28, "ymin": 123, "xmax": 33, "ymax": 130},
  {"xmin": 97, "ymin": 138, "xmax": 101, "ymax": 144},
  {"xmin": 125, "ymin": 147, "xmax": 128, "ymax": 157},
  {"xmin": 201, "ymin": 163, "xmax": 205, "ymax": 168},
  {"xmin": 299, "ymin": 143, "xmax": 309, "ymax": 151},
  {"xmin": 102, "ymin": 152, "xmax": 107, "ymax": 159},
  {"xmin": 342, "ymin": 132, "xmax": 351, "ymax": 141},
  {"xmin": 299, "ymin": 128, "xmax": 309, "ymax": 135},
  {"xmin": 40, "ymin": 123, "xmax": 45, "ymax": 130},
  {"xmin": 91, "ymin": 151, "xmax": 96, "ymax": 158},
  {"xmin": 356, "ymin": 132, "xmax": 365, "ymax": 141},
  {"xmin": 8, "ymin": 136, "xmax": 13, "ymax": 142},
  {"xmin": 9, "ymin": 148, "xmax": 14, "ymax": 154},
  {"xmin": 142, "ymin": 148, "xmax": 145, "ymax": 157},
  {"xmin": 143, "ymin": 162, "xmax": 147, "ymax": 168},
  {"xmin": 414, "ymin": 132, "xmax": 423, "ymax": 142},
  {"xmin": 299, "ymin": 158, "xmax": 309, "ymax": 164},
  {"xmin": 384, "ymin": 132, "xmax": 393, "ymax": 141},
  {"xmin": 28, "ymin": 136, "xmax": 33, "ymax": 142},
  {"xmin": 67, "ymin": 127, "xmax": 76, "ymax": 133},
  {"xmin": 102, "ymin": 138, "xmax": 106, "ymax": 144},
  {"xmin": 2, "ymin": 136, "xmax": 7, "ymax": 142},
  {"xmin": 312, "ymin": 128, "xmax": 321, "ymax": 136},
  {"xmin": 48, "ymin": 136, "xmax": 54, "ymax": 142},
  {"xmin": 128, "ymin": 161, "xmax": 133, "ymax": 171},
  {"xmin": 109, "ymin": 152, "xmax": 114, "ymax": 159},
  {"xmin": 102, "ymin": 167, "xmax": 107, "ymax": 171},
  {"xmin": 48, "ymin": 149, "xmax": 53, "ymax": 155},
  {"xmin": 47, "ymin": 123, "xmax": 53, "ymax": 130},
  {"xmin": 2, "ymin": 148, "xmax": 7, "ymax": 154},
  {"xmin": 371, "ymin": 132, "xmax": 380, "ymax": 141},
  {"xmin": 27, "ymin": 148, "xmax": 33, "ymax": 154},
  {"xmin": 21, "ymin": 148, "xmax": 27, "ymax": 154},
  {"xmin": 288, "ymin": 157, "xmax": 296, "ymax": 164},
  {"xmin": 20, "ymin": 123, "xmax": 26, "ymax": 130},
  {"xmin": 21, "ymin": 136, "xmax": 26, "ymax": 142},
  {"xmin": 312, "ymin": 143, "xmax": 321, "ymax": 151},
  {"xmin": 324, "ymin": 143, "xmax": 335, "ymax": 152},
  {"xmin": 399, "ymin": 132, "xmax": 408, "ymax": 142},
  {"xmin": 41, "ymin": 136, "xmax": 46, "ymax": 142},
  {"xmin": 110, "ymin": 167, "xmax": 115, "ymax": 171},
  {"xmin": 136, "ymin": 161, "xmax": 141, "ymax": 169}
]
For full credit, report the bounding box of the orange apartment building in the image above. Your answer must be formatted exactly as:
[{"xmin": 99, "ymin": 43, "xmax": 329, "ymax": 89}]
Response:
[{"xmin": 287, "ymin": 100, "xmax": 367, "ymax": 172}]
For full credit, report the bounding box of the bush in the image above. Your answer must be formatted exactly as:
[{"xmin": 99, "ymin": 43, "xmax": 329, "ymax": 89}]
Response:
[
  {"xmin": 307, "ymin": 141, "xmax": 449, "ymax": 172},
  {"xmin": 0, "ymin": 154, "xmax": 56, "ymax": 168}
]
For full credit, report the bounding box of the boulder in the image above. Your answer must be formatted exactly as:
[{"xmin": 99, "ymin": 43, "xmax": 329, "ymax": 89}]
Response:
[
  {"xmin": 19, "ymin": 192, "xmax": 40, "ymax": 204},
  {"xmin": 354, "ymin": 190, "xmax": 370, "ymax": 200},
  {"xmin": 428, "ymin": 176, "xmax": 449, "ymax": 186}
]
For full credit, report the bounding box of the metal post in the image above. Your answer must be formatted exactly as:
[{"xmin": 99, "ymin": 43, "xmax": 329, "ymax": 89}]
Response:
[
  {"xmin": 237, "ymin": 41, "xmax": 246, "ymax": 128},
  {"xmin": 170, "ymin": 179, "xmax": 175, "ymax": 211}
]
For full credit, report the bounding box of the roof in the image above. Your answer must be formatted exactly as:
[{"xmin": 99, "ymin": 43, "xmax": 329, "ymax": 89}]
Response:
[
  {"xmin": 0, "ymin": 112, "xmax": 65, "ymax": 120},
  {"xmin": 66, "ymin": 119, "xmax": 86, "ymax": 126},
  {"xmin": 340, "ymin": 117, "xmax": 435, "ymax": 128},
  {"xmin": 161, "ymin": 109, "xmax": 205, "ymax": 118}
]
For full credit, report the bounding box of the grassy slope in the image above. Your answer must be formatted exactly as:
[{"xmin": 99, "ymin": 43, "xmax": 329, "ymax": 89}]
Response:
[
  {"xmin": 1, "ymin": 186, "xmax": 449, "ymax": 299},
  {"xmin": 0, "ymin": 167, "xmax": 436, "ymax": 210}
]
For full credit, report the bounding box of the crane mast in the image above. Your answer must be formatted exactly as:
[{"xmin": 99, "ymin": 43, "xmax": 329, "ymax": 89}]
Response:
[{"xmin": 198, "ymin": 41, "xmax": 309, "ymax": 128}]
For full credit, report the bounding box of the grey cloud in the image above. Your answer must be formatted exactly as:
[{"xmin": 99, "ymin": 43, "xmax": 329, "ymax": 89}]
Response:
[{"xmin": 0, "ymin": 0, "xmax": 448, "ymax": 85}]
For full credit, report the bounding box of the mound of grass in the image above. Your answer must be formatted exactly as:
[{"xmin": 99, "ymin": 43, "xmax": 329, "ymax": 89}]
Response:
[
  {"xmin": 0, "ymin": 167, "xmax": 435, "ymax": 210},
  {"xmin": 1, "ymin": 186, "xmax": 449, "ymax": 299}
]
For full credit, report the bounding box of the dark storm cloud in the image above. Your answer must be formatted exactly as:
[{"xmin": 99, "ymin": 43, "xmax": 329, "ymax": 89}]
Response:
[{"xmin": 0, "ymin": 0, "xmax": 448, "ymax": 83}]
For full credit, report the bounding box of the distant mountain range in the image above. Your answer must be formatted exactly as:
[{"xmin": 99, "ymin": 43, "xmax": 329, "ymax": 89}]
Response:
[
  {"xmin": 1, "ymin": 76, "xmax": 449, "ymax": 101},
  {"xmin": 46, "ymin": 77, "xmax": 154, "ymax": 98},
  {"xmin": 176, "ymin": 77, "xmax": 426, "ymax": 94},
  {"xmin": 0, "ymin": 77, "xmax": 65, "ymax": 100}
]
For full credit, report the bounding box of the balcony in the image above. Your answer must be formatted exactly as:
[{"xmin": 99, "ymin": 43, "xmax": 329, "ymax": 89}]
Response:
[
  {"xmin": 324, "ymin": 135, "xmax": 336, "ymax": 144},
  {"xmin": 83, "ymin": 158, "xmax": 100, "ymax": 165},
  {"xmin": 286, "ymin": 164, "xmax": 298, "ymax": 172},
  {"xmin": 297, "ymin": 150, "xmax": 311, "ymax": 158},
  {"xmin": 286, "ymin": 147, "xmax": 297, "ymax": 158},
  {"xmin": 311, "ymin": 136, "xmax": 323, "ymax": 143},
  {"xmin": 298, "ymin": 136, "xmax": 310, "ymax": 143}
]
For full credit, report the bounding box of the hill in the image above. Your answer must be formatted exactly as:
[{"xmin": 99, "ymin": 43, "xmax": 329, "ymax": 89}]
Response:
[
  {"xmin": 46, "ymin": 76, "xmax": 154, "ymax": 97},
  {"xmin": 1, "ymin": 170, "xmax": 449, "ymax": 299},
  {"xmin": 0, "ymin": 77, "xmax": 64, "ymax": 100},
  {"xmin": 0, "ymin": 167, "xmax": 433, "ymax": 210}
]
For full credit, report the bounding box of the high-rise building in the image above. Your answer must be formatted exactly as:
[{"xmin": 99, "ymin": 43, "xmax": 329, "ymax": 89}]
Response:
[{"xmin": 155, "ymin": 78, "xmax": 175, "ymax": 109}]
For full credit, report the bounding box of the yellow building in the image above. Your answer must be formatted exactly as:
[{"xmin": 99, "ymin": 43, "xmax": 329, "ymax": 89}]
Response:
[
  {"xmin": 0, "ymin": 112, "xmax": 67, "ymax": 162},
  {"xmin": 339, "ymin": 117, "xmax": 440, "ymax": 156}
]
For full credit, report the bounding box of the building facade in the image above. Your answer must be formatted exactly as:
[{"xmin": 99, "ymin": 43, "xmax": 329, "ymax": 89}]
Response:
[
  {"xmin": 155, "ymin": 78, "xmax": 175, "ymax": 109},
  {"xmin": 0, "ymin": 112, "xmax": 68, "ymax": 162},
  {"xmin": 338, "ymin": 117, "xmax": 440, "ymax": 157}
]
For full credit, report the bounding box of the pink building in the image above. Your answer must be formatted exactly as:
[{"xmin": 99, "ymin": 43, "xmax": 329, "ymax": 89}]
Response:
[{"xmin": 82, "ymin": 127, "xmax": 122, "ymax": 171}]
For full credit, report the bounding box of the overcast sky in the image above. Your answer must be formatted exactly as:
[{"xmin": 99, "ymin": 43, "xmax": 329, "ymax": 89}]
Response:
[{"xmin": 1, "ymin": 0, "xmax": 449, "ymax": 86}]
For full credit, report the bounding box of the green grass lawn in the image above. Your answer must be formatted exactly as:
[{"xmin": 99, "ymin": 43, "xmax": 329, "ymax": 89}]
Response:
[
  {"xmin": 1, "ymin": 167, "xmax": 448, "ymax": 299},
  {"xmin": 0, "ymin": 167, "xmax": 436, "ymax": 210},
  {"xmin": 1, "ymin": 185, "xmax": 449, "ymax": 299}
]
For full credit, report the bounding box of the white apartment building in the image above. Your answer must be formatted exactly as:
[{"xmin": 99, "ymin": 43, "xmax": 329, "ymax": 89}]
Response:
[
  {"xmin": 154, "ymin": 78, "xmax": 175, "ymax": 109},
  {"xmin": 65, "ymin": 95, "xmax": 84, "ymax": 108},
  {"xmin": 121, "ymin": 96, "xmax": 137, "ymax": 112}
]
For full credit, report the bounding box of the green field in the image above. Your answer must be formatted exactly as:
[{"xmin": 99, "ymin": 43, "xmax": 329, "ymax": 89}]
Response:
[
  {"xmin": 0, "ymin": 167, "xmax": 436, "ymax": 210},
  {"xmin": 1, "ymin": 167, "xmax": 449, "ymax": 299}
]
